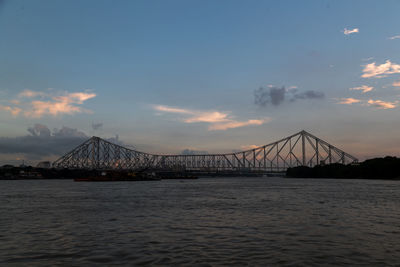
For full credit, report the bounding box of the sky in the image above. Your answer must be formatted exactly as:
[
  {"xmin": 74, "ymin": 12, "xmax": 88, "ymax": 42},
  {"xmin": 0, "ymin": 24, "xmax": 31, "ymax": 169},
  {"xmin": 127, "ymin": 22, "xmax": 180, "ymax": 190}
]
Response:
[{"xmin": 1, "ymin": 0, "xmax": 400, "ymax": 165}]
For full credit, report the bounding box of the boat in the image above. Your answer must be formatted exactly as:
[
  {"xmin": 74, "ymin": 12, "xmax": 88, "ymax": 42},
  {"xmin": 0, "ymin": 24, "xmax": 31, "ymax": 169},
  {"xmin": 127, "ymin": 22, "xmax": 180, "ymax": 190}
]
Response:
[{"xmin": 74, "ymin": 171, "xmax": 161, "ymax": 182}]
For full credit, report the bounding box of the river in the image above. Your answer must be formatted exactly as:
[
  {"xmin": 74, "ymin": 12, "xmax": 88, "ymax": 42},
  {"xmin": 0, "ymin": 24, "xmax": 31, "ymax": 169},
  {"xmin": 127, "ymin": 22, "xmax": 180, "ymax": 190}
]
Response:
[{"xmin": 1, "ymin": 177, "xmax": 399, "ymax": 266}]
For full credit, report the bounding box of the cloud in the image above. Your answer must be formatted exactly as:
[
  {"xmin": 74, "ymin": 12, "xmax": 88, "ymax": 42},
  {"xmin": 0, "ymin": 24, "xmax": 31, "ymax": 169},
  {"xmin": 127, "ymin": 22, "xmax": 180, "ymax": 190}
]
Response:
[
  {"xmin": 393, "ymin": 80, "xmax": 400, "ymax": 87},
  {"xmin": 154, "ymin": 105, "xmax": 228, "ymax": 123},
  {"xmin": 361, "ymin": 60, "xmax": 400, "ymax": 78},
  {"xmin": 367, "ymin": 99, "xmax": 397, "ymax": 109},
  {"xmin": 0, "ymin": 124, "xmax": 126, "ymax": 164},
  {"xmin": 208, "ymin": 119, "xmax": 268, "ymax": 131},
  {"xmin": 254, "ymin": 86, "xmax": 324, "ymax": 107},
  {"xmin": 153, "ymin": 105, "xmax": 269, "ymax": 131},
  {"xmin": 0, "ymin": 105, "xmax": 22, "ymax": 116},
  {"xmin": 1, "ymin": 89, "xmax": 96, "ymax": 118},
  {"xmin": 181, "ymin": 149, "xmax": 208, "ymax": 155},
  {"xmin": 350, "ymin": 85, "xmax": 373, "ymax": 93},
  {"xmin": 105, "ymin": 135, "xmax": 124, "ymax": 146},
  {"xmin": 53, "ymin": 92, "xmax": 96, "ymax": 104},
  {"xmin": 388, "ymin": 35, "xmax": 400, "ymax": 40},
  {"xmin": 293, "ymin": 90, "xmax": 325, "ymax": 99},
  {"xmin": 0, "ymin": 125, "xmax": 88, "ymax": 160},
  {"xmin": 254, "ymin": 86, "xmax": 285, "ymax": 106},
  {"xmin": 184, "ymin": 111, "xmax": 229, "ymax": 123},
  {"xmin": 338, "ymin": 98, "xmax": 361, "ymax": 105},
  {"xmin": 362, "ymin": 57, "xmax": 374, "ymax": 61},
  {"xmin": 154, "ymin": 105, "xmax": 191, "ymax": 114},
  {"xmin": 337, "ymin": 98, "xmax": 397, "ymax": 109},
  {"xmin": 53, "ymin": 126, "xmax": 87, "ymax": 138},
  {"xmin": 240, "ymin": 144, "xmax": 259, "ymax": 150},
  {"xmin": 92, "ymin": 122, "xmax": 103, "ymax": 130},
  {"xmin": 27, "ymin": 123, "xmax": 51, "ymax": 137},
  {"xmin": 29, "ymin": 100, "xmax": 83, "ymax": 117},
  {"xmin": 343, "ymin": 28, "xmax": 359, "ymax": 35},
  {"xmin": 154, "ymin": 105, "xmax": 229, "ymax": 123},
  {"xmin": 18, "ymin": 89, "xmax": 47, "ymax": 98}
]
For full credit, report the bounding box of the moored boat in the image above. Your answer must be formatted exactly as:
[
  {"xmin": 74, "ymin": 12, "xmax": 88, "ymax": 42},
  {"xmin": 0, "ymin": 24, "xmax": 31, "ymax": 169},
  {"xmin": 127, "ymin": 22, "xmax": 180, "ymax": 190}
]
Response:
[{"xmin": 74, "ymin": 171, "xmax": 161, "ymax": 182}]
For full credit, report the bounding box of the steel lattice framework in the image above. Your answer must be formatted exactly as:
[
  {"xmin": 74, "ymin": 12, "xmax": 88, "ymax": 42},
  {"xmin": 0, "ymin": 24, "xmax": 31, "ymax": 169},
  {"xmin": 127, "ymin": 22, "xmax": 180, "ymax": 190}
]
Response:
[{"xmin": 53, "ymin": 130, "xmax": 358, "ymax": 172}]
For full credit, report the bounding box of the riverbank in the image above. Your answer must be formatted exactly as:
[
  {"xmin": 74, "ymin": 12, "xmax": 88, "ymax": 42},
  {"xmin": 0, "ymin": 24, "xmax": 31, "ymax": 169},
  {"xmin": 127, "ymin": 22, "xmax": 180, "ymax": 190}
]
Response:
[
  {"xmin": 286, "ymin": 156, "xmax": 400, "ymax": 180},
  {"xmin": 0, "ymin": 166, "xmax": 197, "ymax": 181}
]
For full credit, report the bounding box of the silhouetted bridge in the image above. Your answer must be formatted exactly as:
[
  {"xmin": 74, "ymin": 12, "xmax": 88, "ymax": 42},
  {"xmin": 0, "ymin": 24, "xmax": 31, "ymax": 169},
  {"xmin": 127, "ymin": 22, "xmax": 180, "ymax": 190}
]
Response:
[{"xmin": 53, "ymin": 130, "xmax": 358, "ymax": 173}]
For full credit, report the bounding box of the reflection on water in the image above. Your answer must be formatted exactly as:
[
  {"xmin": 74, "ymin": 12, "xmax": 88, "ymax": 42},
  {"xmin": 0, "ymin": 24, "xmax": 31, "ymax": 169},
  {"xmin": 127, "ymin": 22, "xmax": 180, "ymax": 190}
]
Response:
[{"xmin": 1, "ymin": 177, "xmax": 400, "ymax": 266}]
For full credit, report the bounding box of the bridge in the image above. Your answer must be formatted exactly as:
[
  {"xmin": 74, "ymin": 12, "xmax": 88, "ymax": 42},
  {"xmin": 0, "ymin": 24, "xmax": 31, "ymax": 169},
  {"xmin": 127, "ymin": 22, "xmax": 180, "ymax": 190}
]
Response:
[{"xmin": 53, "ymin": 130, "xmax": 358, "ymax": 173}]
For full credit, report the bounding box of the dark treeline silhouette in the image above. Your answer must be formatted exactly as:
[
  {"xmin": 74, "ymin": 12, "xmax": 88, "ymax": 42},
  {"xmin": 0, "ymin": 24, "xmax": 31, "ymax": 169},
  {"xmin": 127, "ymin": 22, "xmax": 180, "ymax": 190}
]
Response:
[
  {"xmin": 0, "ymin": 165, "xmax": 197, "ymax": 181},
  {"xmin": 0, "ymin": 165, "xmax": 100, "ymax": 179},
  {"xmin": 286, "ymin": 156, "xmax": 400, "ymax": 180}
]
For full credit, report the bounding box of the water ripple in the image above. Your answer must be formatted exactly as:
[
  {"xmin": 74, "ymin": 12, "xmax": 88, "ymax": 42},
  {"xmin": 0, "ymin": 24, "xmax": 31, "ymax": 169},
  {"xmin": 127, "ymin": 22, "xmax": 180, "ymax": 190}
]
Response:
[{"xmin": 1, "ymin": 178, "xmax": 400, "ymax": 266}]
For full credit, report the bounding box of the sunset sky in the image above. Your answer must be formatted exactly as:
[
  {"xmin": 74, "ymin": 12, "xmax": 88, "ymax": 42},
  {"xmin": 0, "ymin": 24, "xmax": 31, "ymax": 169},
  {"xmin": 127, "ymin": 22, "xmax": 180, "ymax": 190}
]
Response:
[{"xmin": 1, "ymin": 0, "xmax": 400, "ymax": 164}]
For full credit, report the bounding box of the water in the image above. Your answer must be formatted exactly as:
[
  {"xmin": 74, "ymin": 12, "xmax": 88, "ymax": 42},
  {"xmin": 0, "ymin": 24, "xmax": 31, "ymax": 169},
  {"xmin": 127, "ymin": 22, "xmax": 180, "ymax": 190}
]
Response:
[{"xmin": 1, "ymin": 177, "xmax": 400, "ymax": 266}]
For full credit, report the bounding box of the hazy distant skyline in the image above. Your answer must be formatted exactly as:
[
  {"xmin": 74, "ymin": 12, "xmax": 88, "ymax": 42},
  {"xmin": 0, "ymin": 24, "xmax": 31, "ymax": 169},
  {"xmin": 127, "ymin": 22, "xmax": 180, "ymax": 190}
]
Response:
[{"xmin": 1, "ymin": 0, "xmax": 400, "ymax": 164}]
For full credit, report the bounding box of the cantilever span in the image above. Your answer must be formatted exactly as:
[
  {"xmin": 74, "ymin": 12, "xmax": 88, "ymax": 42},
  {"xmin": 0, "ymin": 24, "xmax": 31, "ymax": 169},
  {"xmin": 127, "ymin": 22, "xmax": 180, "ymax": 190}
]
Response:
[{"xmin": 52, "ymin": 130, "xmax": 358, "ymax": 172}]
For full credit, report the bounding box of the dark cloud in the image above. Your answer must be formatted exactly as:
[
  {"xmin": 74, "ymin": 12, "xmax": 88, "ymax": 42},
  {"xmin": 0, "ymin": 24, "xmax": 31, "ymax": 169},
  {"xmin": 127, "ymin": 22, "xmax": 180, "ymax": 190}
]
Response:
[
  {"xmin": 293, "ymin": 90, "xmax": 324, "ymax": 100},
  {"xmin": 269, "ymin": 87, "xmax": 286, "ymax": 106},
  {"xmin": 53, "ymin": 126, "xmax": 87, "ymax": 138},
  {"xmin": 254, "ymin": 86, "xmax": 324, "ymax": 107},
  {"xmin": 0, "ymin": 125, "xmax": 88, "ymax": 160},
  {"xmin": 104, "ymin": 135, "xmax": 139, "ymax": 151},
  {"xmin": 254, "ymin": 86, "xmax": 286, "ymax": 107},
  {"xmin": 27, "ymin": 123, "xmax": 51, "ymax": 137},
  {"xmin": 92, "ymin": 122, "xmax": 103, "ymax": 130},
  {"xmin": 105, "ymin": 134, "xmax": 127, "ymax": 147},
  {"xmin": 181, "ymin": 149, "xmax": 208, "ymax": 155},
  {"xmin": 0, "ymin": 124, "xmax": 131, "ymax": 165}
]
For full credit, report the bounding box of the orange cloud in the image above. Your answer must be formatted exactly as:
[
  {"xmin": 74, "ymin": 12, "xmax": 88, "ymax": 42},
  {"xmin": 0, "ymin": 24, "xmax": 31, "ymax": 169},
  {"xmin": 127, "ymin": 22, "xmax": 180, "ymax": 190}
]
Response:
[
  {"xmin": 28, "ymin": 100, "xmax": 83, "ymax": 118},
  {"xmin": 393, "ymin": 80, "xmax": 400, "ymax": 87},
  {"xmin": 154, "ymin": 105, "xmax": 191, "ymax": 114},
  {"xmin": 154, "ymin": 105, "xmax": 230, "ymax": 123},
  {"xmin": 343, "ymin": 28, "xmax": 359, "ymax": 35},
  {"xmin": 362, "ymin": 60, "xmax": 400, "ymax": 78},
  {"xmin": 18, "ymin": 89, "xmax": 47, "ymax": 98},
  {"xmin": 208, "ymin": 119, "xmax": 267, "ymax": 131},
  {"xmin": 367, "ymin": 99, "xmax": 397, "ymax": 109},
  {"xmin": 153, "ymin": 104, "xmax": 269, "ymax": 130},
  {"xmin": 53, "ymin": 92, "xmax": 96, "ymax": 104},
  {"xmin": 27, "ymin": 92, "xmax": 95, "ymax": 117},
  {"xmin": 0, "ymin": 105, "xmax": 22, "ymax": 116},
  {"xmin": 185, "ymin": 111, "xmax": 228, "ymax": 123},
  {"xmin": 1, "ymin": 90, "xmax": 96, "ymax": 118},
  {"xmin": 154, "ymin": 105, "xmax": 228, "ymax": 122},
  {"xmin": 240, "ymin": 144, "xmax": 260, "ymax": 150},
  {"xmin": 350, "ymin": 85, "xmax": 373, "ymax": 93},
  {"xmin": 338, "ymin": 98, "xmax": 361, "ymax": 105}
]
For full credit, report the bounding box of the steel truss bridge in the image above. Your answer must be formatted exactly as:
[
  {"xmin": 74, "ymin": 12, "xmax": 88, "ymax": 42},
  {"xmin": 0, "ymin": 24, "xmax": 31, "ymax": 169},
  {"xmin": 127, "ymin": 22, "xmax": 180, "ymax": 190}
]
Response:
[{"xmin": 53, "ymin": 130, "xmax": 358, "ymax": 172}]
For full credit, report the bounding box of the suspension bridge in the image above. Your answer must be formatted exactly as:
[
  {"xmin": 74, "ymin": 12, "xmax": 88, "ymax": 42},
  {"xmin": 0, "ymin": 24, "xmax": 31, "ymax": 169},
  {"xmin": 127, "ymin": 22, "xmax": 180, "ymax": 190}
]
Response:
[{"xmin": 52, "ymin": 130, "xmax": 358, "ymax": 174}]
